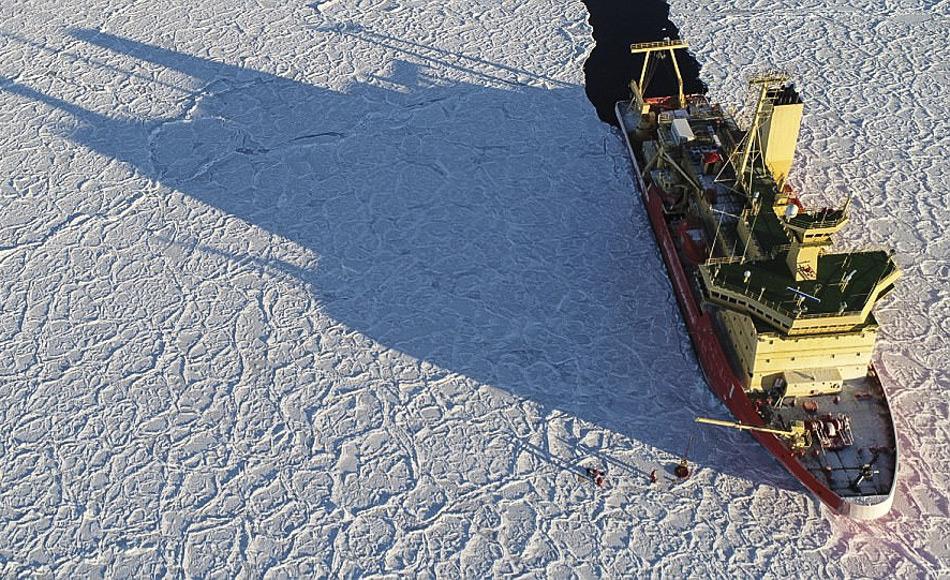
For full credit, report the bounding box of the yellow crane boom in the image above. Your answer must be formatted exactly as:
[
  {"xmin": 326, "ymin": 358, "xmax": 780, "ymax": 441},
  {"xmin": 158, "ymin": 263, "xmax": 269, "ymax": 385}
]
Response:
[
  {"xmin": 695, "ymin": 417, "xmax": 812, "ymax": 452},
  {"xmin": 695, "ymin": 417, "xmax": 795, "ymax": 437}
]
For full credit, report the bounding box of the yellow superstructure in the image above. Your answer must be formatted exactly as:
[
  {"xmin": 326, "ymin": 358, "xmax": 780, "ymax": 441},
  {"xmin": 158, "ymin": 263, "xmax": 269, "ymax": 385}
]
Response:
[
  {"xmin": 719, "ymin": 309, "xmax": 879, "ymax": 392},
  {"xmin": 693, "ymin": 77, "xmax": 900, "ymax": 396},
  {"xmin": 758, "ymin": 88, "xmax": 804, "ymax": 185}
]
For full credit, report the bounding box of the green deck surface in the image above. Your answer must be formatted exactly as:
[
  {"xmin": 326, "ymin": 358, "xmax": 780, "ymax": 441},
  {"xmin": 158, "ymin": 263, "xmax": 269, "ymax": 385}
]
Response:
[{"xmin": 708, "ymin": 251, "xmax": 896, "ymax": 317}]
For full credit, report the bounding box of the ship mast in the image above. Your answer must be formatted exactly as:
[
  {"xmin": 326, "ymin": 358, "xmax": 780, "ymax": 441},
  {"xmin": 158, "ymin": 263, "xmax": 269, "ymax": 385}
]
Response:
[{"xmin": 731, "ymin": 72, "xmax": 789, "ymax": 195}]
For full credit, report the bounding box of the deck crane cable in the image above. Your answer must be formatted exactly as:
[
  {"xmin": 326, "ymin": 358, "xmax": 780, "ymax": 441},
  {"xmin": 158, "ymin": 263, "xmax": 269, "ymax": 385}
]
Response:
[{"xmin": 640, "ymin": 52, "xmax": 659, "ymax": 98}]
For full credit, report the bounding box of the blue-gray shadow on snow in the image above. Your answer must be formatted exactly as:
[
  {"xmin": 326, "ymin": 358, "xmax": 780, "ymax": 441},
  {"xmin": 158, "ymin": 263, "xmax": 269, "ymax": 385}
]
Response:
[{"xmin": 0, "ymin": 28, "xmax": 793, "ymax": 489}]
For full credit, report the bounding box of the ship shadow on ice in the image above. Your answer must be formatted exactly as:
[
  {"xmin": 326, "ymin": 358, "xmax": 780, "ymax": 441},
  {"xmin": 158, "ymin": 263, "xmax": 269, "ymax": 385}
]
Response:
[{"xmin": 0, "ymin": 28, "xmax": 795, "ymax": 490}]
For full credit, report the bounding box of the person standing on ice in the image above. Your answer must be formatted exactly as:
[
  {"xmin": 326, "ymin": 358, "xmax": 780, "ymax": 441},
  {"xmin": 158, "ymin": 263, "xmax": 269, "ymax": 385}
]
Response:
[{"xmin": 586, "ymin": 467, "xmax": 606, "ymax": 487}]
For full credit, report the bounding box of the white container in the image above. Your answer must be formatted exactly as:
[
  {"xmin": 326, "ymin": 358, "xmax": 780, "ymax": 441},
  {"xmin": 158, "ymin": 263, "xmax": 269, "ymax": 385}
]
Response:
[{"xmin": 671, "ymin": 118, "xmax": 695, "ymax": 144}]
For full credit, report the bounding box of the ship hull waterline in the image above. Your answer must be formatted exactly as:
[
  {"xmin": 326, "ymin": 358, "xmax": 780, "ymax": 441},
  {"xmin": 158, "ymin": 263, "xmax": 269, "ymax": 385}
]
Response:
[{"xmin": 614, "ymin": 101, "xmax": 896, "ymax": 520}]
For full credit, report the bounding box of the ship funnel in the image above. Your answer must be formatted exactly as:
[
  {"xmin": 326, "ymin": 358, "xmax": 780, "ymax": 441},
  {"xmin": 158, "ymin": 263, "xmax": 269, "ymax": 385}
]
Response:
[{"xmin": 758, "ymin": 84, "xmax": 804, "ymax": 185}]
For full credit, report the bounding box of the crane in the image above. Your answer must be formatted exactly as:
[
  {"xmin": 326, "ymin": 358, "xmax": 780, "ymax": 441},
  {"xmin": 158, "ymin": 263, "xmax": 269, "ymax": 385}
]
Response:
[
  {"xmin": 695, "ymin": 417, "xmax": 812, "ymax": 452},
  {"xmin": 629, "ymin": 39, "xmax": 689, "ymax": 110}
]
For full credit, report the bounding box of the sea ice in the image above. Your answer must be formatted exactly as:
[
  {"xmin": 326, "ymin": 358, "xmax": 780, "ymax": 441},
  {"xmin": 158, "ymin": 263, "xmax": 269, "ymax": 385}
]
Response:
[{"xmin": 0, "ymin": 0, "xmax": 945, "ymax": 576}]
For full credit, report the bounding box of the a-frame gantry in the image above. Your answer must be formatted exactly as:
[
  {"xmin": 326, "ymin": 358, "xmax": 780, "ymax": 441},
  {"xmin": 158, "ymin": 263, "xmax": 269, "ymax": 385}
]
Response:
[{"xmin": 629, "ymin": 38, "xmax": 689, "ymax": 110}]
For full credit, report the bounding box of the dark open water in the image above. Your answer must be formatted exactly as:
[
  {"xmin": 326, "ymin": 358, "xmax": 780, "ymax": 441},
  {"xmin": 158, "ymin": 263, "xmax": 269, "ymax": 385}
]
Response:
[{"xmin": 581, "ymin": 0, "xmax": 706, "ymax": 125}]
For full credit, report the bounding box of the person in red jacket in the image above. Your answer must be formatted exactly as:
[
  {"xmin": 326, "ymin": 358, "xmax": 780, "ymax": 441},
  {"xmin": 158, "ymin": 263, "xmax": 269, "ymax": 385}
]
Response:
[{"xmin": 586, "ymin": 467, "xmax": 606, "ymax": 488}]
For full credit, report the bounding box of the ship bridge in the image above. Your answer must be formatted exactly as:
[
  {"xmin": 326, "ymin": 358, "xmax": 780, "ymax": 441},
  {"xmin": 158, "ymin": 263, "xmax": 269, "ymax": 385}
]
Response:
[{"xmin": 699, "ymin": 250, "xmax": 899, "ymax": 336}]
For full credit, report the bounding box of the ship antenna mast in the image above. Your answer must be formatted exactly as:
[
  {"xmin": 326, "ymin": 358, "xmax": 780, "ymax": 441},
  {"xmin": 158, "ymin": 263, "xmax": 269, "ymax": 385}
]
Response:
[
  {"xmin": 736, "ymin": 72, "xmax": 789, "ymax": 193},
  {"xmin": 629, "ymin": 39, "xmax": 689, "ymax": 110}
]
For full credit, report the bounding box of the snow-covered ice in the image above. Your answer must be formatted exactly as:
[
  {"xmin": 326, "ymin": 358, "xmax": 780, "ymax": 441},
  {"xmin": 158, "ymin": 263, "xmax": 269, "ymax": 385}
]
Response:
[{"xmin": 0, "ymin": 0, "xmax": 946, "ymax": 576}]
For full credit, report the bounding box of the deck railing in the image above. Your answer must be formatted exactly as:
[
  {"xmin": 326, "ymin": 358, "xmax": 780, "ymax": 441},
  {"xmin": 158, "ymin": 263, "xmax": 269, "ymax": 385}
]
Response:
[{"xmin": 702, "ymin": 271, "xmax": 872, "ymax": 333}]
